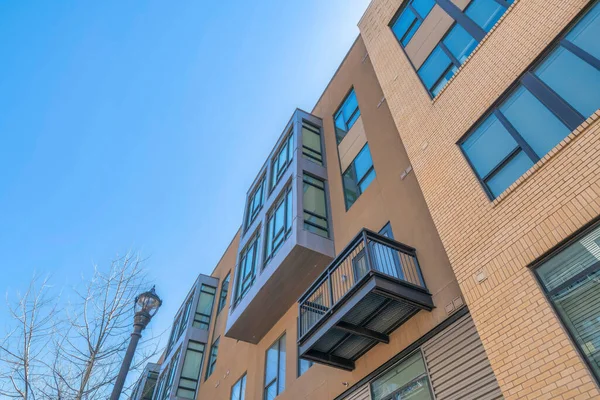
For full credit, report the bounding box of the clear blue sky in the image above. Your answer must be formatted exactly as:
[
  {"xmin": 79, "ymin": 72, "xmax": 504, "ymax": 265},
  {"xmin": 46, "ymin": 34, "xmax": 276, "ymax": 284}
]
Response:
[{"xmin": 0, "ymin": 0, "xmax": 371, "ymax": 349}]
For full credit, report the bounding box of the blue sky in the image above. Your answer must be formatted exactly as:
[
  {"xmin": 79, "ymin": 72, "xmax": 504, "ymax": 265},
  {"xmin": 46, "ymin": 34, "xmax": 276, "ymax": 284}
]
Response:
[{"xmin": 0, "ymin": 0, "xmax": 371, "ymax": 350}]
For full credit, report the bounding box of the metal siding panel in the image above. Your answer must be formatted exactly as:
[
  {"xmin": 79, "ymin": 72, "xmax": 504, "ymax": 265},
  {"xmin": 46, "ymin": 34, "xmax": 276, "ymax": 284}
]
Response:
[{"xmin": 423, "ymin": 314, "xmax": 503, "ymax": 400}]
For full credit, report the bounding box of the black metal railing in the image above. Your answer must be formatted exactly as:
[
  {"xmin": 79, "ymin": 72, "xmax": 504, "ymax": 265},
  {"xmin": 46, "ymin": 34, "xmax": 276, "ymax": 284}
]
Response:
[{"xmin": 298, "ymin": 229, "xmax": 426, "ymax": 340}]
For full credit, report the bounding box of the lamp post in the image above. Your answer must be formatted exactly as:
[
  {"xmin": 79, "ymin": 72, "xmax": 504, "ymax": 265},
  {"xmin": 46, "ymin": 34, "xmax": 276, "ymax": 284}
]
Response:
[{"xmin": 110, "ymin": 286, "xmax": 162, "ymax": 400}]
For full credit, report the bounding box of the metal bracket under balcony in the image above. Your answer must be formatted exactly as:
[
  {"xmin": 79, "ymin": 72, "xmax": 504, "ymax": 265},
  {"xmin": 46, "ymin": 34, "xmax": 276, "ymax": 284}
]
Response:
[{"xmin": 297, "ymin": 229, "xmax": 434, "ymax": 371}]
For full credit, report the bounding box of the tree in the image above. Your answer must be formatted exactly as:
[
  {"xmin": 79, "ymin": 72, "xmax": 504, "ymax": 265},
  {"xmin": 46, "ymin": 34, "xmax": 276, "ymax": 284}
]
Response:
[{"xmin": 0, "ymin": 253, "xmax": 161, "ymax": 400}]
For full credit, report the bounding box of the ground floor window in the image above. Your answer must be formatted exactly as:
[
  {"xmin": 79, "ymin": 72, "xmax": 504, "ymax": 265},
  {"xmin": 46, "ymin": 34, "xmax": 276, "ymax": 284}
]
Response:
[
  {"xmin": 371, "ymin": 351, "xmax": 434, "ymax": 400},
  {"xmin": 535, "ymin": 222, "xmax": 600, "ymax": 380}
]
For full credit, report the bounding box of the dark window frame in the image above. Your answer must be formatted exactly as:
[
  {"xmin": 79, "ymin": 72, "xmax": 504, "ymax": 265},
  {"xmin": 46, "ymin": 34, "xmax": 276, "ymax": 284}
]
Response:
[
  {"xmin": 245, "ymin": 175, "xmax": 266, "ymax": 231},
  {"xmin": 234, "ymin": 232, "xmax": 260, "ymax": 306},
  {"xmin": 193, "ymin": 284, "xmax": 216, "ymax": 330},
  {"xmin": 302, "ymin": 174, "xmax": 329, "ymax": 238},
  {"xmin": 270, "ymin": 131, "xmax": 294, "ymax": 191},
  {"xmin": 205, "ymin": 337, "xmax": 220, "ymax": 380},
  {"xmin": 389, "ymin": 0, "xmax": 513, "ymax": 98},
  {"xmin": 333, "ymin": 87, "xmax": 361, "ymax": 144},
  {"xmin": 457, "ymin": 1, "xmax": 600, "ymax": 200},
  {"xmin": 263, "ymin": 332, "xmax": 286, "ymax": 400},
  {"xmin": 301, "ymin": 120, "xmax": 324, "ymax": 165},
  {"xmin": 264, "ymin": 184, "xmax": 293, "ymax": 266},
  {"xmin": 217, "ymin": 272, "xmax": 231, "ymax": 314},
  {"xmin": 530, "ymin": 217, "xmax": 600, "ymax": 387},
  {"xmin": 176, "ymin": 340, "xmax": 205, "ymax": 399}
]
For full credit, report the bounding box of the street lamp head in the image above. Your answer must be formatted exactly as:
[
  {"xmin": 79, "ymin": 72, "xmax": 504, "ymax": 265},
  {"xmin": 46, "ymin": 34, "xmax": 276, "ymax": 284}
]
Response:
[{"xmin": 135, "ymin": 286, "xmax": 162, "ymax": 318}]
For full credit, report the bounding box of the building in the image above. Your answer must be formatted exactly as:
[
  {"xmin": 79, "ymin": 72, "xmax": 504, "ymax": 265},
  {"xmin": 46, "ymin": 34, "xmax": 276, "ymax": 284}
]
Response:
[{"xmin": 138, "ymin": 0, "xmax": 600, "ymax": 399}]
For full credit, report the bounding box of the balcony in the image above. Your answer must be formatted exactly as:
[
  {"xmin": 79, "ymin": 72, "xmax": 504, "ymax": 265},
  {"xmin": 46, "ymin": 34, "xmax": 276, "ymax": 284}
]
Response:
[
  {"xmin": 225, "ymin": 109, "xmax": 335, "ymax": 343},
  {"xmin": 297, "ymin": 229, "xmax": 434, "ymax": 370}
]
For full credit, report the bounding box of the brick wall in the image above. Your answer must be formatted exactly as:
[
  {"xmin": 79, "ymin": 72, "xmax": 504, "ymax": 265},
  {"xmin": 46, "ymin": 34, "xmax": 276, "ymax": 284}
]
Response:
[{"xmin": 359, "ymin": 0, "xmax": 600, "ymax": 398}]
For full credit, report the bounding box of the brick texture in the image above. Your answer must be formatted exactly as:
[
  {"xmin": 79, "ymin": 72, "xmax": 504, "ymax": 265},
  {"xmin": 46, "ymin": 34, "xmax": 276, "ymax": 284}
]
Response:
[{"xmin": 359, "ymin": 0, "xmax": 600, "ymax": 398}]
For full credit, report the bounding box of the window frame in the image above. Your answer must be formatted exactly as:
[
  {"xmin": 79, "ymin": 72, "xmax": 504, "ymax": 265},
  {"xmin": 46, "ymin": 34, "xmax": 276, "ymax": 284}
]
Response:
[
  {"xmin": 389, "ymin": 0, "xmax": 513, "ymax": 98},
  {"xmin": 530, "ymin": 218, "xmax": 600, "ymax": 387},
  {"xmin": 263, "ymin": 332, "xmax": 286, "ymax": 400},
  {"xmin": 193, "ymin": 284, "xmax": 216, "ymax": 330},
  {"xmin": 457, "ymin": 1, "xmax": 599, "ymax": 199},
  {"xmin": 333, "ymin": 87, "xmax": 361, "ymax": 144},
  {"xmin": 302, "ymin": 174, "xmax": 329, "ymax": 238},
  {"xmin": 301, "ymin": 120, "xmax": 324, "ymax": 165},
  {"xmin": 234, "ymin": 232, "xmax": 260, "ymax": 306},
  {"xmin": 342, "ymin": 143, "xmax": 376, "ymax": 210},
  {"xmin": 217, "ymin": 272, "xmax": 231, "ymax": 314},
  {"xmin": 230, "ymin": 373, "xmax": 247, "ymax": 400},
  {"xmin": 176, "ymin": 340, "xmax": 206, "ymax": 399},
  {"xmin": 205, "ymin": 337, "xmax": 220, "ymax": 380},
  {"xmin": 264, "ymin": 184, "xmax": 293, "ymax": 266},
  {"xmin": 245, "ymin": 175, "xmax": 266, "ymax": 231},
  {"xmin": 270, "ymin": 131, "xmax": 294, "ymax": 191}
]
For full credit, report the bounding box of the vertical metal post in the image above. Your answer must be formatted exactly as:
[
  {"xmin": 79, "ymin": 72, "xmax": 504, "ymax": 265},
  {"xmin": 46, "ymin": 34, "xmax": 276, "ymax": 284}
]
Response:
[
  {"xmin": 363, "ymin": 230, "xmax": 375, "ymax": 274},
  {"xmin": 327, "ymin": 271, "xmax": 334, "ymax": 310},
  {"xmin": 111, "ymin": 324, "xmax": 143, "ymax": 400}
]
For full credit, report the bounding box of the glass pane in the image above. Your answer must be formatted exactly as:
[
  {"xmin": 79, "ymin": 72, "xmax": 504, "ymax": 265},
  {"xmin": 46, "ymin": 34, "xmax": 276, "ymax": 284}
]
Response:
[
  {"xmin": 461, "ymin": 113, "xmax": 518, "ymax": 178},
  {"xmin": 335, "ymin": 112, "xmax": 347, "ymax": 132},
  {"xmin": 266, "ymin": 218, "xmax": 273, "ymax": 257},
  {"xmin": 265, "ymin": 383, "xmax": 277, "ymax": 400},
  {"xmin": 302, "ymin": 127, "xmax": 321, "ymax": 153},
  {"xmin": 535, "ymin": 46, "xmax": 600, "ymax": 118},
  {"xmin": 181, "ymin": 349, "xmax": 202, "ymax": 379},
  {"xmin": 371, "ymin": 352, "xmax": 433, "ymax": 400},
  {"xmin": 431, "ymin": 65, "xmax": 458, "ymax": 97},
  {"xmin": 354, "ymin": 145, "xmax": 374, "ymax": 181},
  {"xmin": 536, "ymin": 224, "xmax": 600, "ymax": 379},
  {"xmin": 274, "ymin": 202, "xmax": 285, "ymax": 233},
  {"xmin": 343, "ymin": 167, "xmax": 359, "ymax": 209},
  {"xmin": 342, "ymin": 90, "xmax": 359, "ymax": 122},
  {"xmin": 265, "ymin": 346, "xmax": 278, "ymax": 383},
  {"xmin": 231, "ymin": 379, "xmax": 241, "ymax": 400},
  {"xmin": 500, "ymin": 86, "xmax": 570, "ymax": 157},
  {"xmin": 197, "ymin": 289, "xmax": 215, "ymax": 316},
  {"xmin": 240, "ymin": 375, "xmax": 246, "ymax": 400},
  {"xmin": 393, "ymin": 8, "xmax": 418, "ymax": 45},
  {"xmin": 418, "ymin": 46, "xmax": 453, "ymax": 90},
  {"xmin": 278, "ymin": 335, "xmax": 286, "ymax": 394},
  {"xmin": 486, "ymin": 150, "xmax": 534, "ymax": 197},
  {"xmin": 465, "ymin": 0, "xmax": 506, "ymax": 32},
  {"xmin": 286, "ymin": 189, "xmax": 293, "ymax": 231},
  {"xmin": 566, "ymin": 2, "xmax": 600, "ymax": 61},
  {"xmin": 444, "ymin": 24, "xmax": 478, "ymax": 63},
  {"xmin": 412, "ymin": 0, "xmax": 436, "ymax": 19},
  {"xmin": 303, "ymin": 183, "xmax": 326, "ymax": 218},
  {"xmin": 359, "ymin": 168, "xmax": 376, "ymax": 193}
]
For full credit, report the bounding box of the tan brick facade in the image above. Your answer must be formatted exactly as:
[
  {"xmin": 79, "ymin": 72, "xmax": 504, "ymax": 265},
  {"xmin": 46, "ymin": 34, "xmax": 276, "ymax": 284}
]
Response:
[{"xmin": 359, "ymin": 0, "xmax": 600, "ymax": 398}]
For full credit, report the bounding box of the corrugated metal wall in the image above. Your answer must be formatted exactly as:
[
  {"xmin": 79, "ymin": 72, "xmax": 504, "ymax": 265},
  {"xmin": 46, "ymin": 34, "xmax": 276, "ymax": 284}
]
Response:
[
  {"xmin": 422, "ymin": 314, "xmax": 503, "ymax": 400},
  {"xmin": 342, "ymin": 384, "xmax": 371, "ymax": 400}
]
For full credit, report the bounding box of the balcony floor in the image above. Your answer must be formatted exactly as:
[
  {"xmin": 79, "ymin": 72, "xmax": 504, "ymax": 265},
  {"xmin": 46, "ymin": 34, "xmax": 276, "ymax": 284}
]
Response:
[{"xmin": 298, "ymin": 272, "xmax": 434, "ymax": 370}]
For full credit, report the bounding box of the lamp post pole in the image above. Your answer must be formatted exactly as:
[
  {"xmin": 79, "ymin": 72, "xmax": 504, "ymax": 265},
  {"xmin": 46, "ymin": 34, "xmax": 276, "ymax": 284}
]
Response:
[{"xmin": 110, "ymin": 287, "xmax": 162, "ymax": 400}]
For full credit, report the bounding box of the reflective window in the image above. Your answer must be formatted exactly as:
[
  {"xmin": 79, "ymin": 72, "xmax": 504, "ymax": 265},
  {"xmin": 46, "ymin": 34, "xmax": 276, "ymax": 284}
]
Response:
[
  {"xmin": 264, "ymin": 334, "xmax": 286, "ymax": 400},
  {"xmin": 265, "ymin": 186, "xmax": 293, "ymax": 264},
  {"xmin": 303, "ymin": 175, "xmax": 328, "ymax": 238},
  {"xmin": 176, "ymin": 341, "xmax": 205, "ymax": 399},
  {"xmin": 166, "ymin": 293, "xmax": 193, "ymax": 355},
  {"xmin": 343, "ymin": 144, "xmax": 376, "ymax": 209},
  {"xmin": 466, "ymin": 0, "xmax": 506, "ymax": 31},
  {"xmin": 535, "ymin": 223, "xmax": 600, "ymax": 381},
  {"xmin": 193, "ymin": 285, "xmax": 216, "ymax": 330},
  {"xmin": 460, "ymin": 2, "xmax": 600, "ymax": 198},
  {"xmin": 391, "ymin": 0, "xmax": 436, "ymax": 46},
  {"xmin": 217, "ymin": 273, "xmax": 230, "ymax": 314},
  {"xmin": 302, "ymin": 121, "xmax": 323, "ymax": 165},
  {"xmin": 371, "ymin": 351, "xmax": 434, "ymax": 400},
  {"xmin": 235, "ymin": 233, "xmax": 260, "ymax": 304},
  {"xmin": 231, "ymin": 374, "xmax": 247, "ymax": 400},
  {"xmin": 566, "ymin": 2, "xmax": 600, "ymax": 60},
  {"xmin": 334, "ymin": 89, "xmax": 361, "ymax": 143},
  {"xmin": 155, "ymin": 349, "xmax": 180, "ymax": 400},
  {"xmin": 298, "ymin": 357, "xmax": 313, "ymax": 377},
  {"xmin": 205, "ymin": 337, "xmax": 219, "ymax": 379},
  {"xmin": 271, "ymin": 133, "xmax": 294, "ymax": 189},
  {"xmin": 245, "ymin": 177, "xmax": 265, "ymax": 229}
]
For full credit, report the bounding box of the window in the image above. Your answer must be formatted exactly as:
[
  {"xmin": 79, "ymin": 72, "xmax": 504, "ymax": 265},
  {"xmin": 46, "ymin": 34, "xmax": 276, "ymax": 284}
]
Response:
[
  {"xmin": 391, "ymin": 0, "xmax": 513, "ymax": 96},
  {"xmin": 342, "ymin": 144, "xmax": 376, "ymax": 209},
  {"xmin": 302, "ymin": 121, "xmax": 323, "ymax": 165},
  {"xmin": 535, "ymin": 223, "xmax": 600, "ymax": 382},
  {"xmin": 246, "ymin": 177, "xmax": 265, "ymax": 229},
  {"xmin": 264, "ymin": 186, "xmax": 293, "ymax": 264},
  {"xmin": 231, "ymin": 374, "xmax": 247, "ymax": 400},
  {"xmin": 391, "ymin": 0, "xmax": 436, "ymax": 46},
  {"xmin": 155, "ymin": 349, "xmax": 180, "ymax": 400},
  {"xmin": 334, "ymin": 89, "xmax": 360, "ymax": 143},
  {"xmin": 371, "ymin": 351, "xmax": 434, "ymax": 400},
  {"xmin": 235, "ymin": 233, "xmax": 260, "ymax": 304},
  {"xmin": 176, "ymin": 341, "xmax": 205, "ymax": 399},
  {"xmin": 264, "ymin": 334, "xmax": 286, "ymax": 400},
  {"xmin": 166, "ymin": 293, "xmax": 193, "ymax": 355},
  {"xmin": 303, "ymin": 175, "xmax": 328, "ymax": 238},
  {"xmin": 460, "ymin": 2, "xmax": 600, "ymax": 198},
  {"xmin": 205, "ymin": 337, "xmax": 219, "ymax": 379},
  {"xmin": 193, "ymin": 284, "xmax": 216, "ymax": 330},
  {"xmin": 271, "ymin": 133, "xmax": 294, "ymax": 189},
  {"xmin": 298, "ymin": 357, "xmax": 313, "ymax": 377},
  {"xmin": 217, "ymin": 273, "xmax": 230, "ymax": 314}
]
